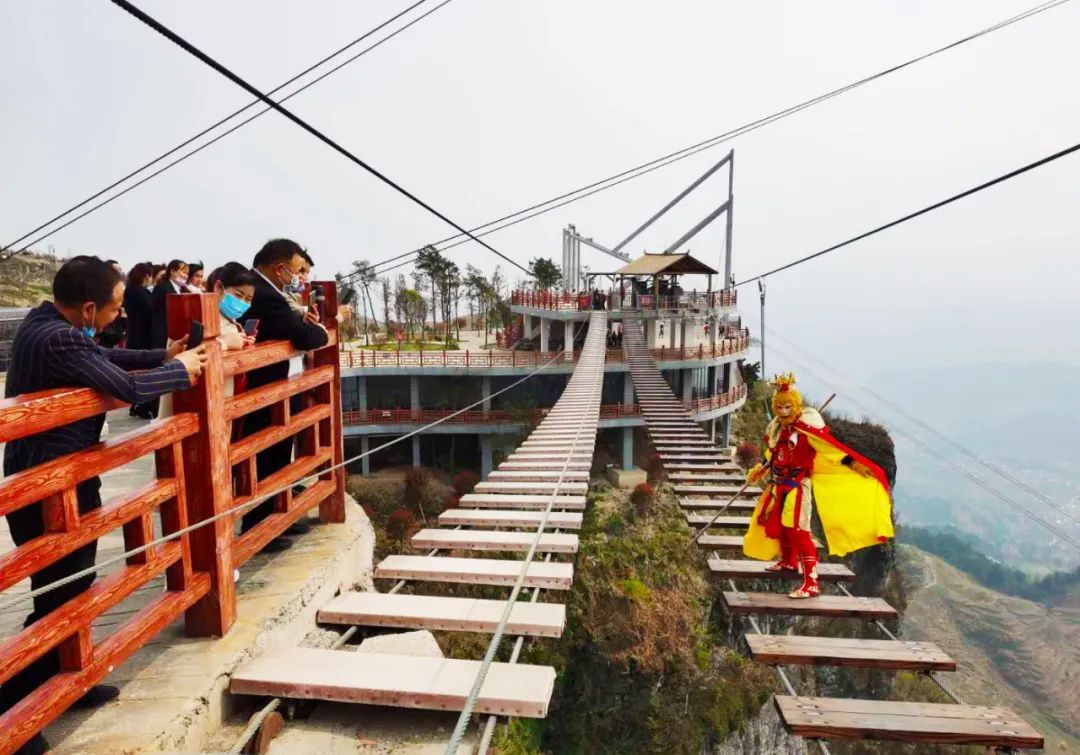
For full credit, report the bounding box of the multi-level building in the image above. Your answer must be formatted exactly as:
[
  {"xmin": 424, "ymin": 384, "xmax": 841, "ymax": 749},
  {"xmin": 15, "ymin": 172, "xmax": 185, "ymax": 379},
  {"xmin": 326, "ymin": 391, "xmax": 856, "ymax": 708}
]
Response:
[{"xmin": 340, "ymin": 252, "xmax": 750, "ymax": 478}]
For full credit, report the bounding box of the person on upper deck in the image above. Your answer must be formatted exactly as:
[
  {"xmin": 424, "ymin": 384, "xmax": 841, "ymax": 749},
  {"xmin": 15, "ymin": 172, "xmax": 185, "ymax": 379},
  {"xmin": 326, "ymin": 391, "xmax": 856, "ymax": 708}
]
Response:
[
  {"xmin": 238, "ymin": 239, "xmax": 328, "ymax": 548},
  {"xmin": 0, "ymin": 256, "xmax": 206, "ymax": 755}
]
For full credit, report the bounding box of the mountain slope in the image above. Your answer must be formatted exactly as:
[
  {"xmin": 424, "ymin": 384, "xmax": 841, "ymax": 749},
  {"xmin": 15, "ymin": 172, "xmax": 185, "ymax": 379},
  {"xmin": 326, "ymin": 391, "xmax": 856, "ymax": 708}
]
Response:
[{"xmin": 897, "ymin": 544, "xmax": 1080, "ymax": 753}]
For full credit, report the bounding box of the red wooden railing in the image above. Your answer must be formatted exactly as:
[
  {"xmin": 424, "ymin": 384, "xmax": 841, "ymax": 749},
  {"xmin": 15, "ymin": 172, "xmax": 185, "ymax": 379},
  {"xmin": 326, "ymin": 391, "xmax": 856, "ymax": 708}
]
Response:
[
  {"xmin": 0, "ymin": 283, "xmax": 345, "ymax": 752},
  {"xmin": 339, "ymin": 335, "xmax": 752, "ymax": 369},
  {"xmin": 510, "ymin": 288, "xmax": 738, "ymax": 311},
  {"xmin": 341, "ymin": 385, "xmax": 747, "ymax": 427}
]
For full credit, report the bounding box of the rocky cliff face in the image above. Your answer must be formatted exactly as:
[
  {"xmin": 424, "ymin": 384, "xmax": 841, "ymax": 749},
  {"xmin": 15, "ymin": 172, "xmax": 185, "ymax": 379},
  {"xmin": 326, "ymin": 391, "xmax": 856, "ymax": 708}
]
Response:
[{"xmin": 711, "ymin": 700, "xmax": 807, "ymax": 755}]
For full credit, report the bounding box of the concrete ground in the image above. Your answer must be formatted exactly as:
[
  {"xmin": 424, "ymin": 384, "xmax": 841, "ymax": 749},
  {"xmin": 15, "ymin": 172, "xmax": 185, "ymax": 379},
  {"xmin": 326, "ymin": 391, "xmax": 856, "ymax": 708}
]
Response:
[{"xmin": 1, "ymin": 408, "xmax": 377, "ymax": 753}]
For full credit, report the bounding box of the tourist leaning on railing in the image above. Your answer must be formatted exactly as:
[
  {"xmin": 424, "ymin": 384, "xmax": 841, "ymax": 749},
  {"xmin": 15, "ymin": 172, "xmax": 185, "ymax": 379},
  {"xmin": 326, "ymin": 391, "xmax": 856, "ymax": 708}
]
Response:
[
  {"xmin": 239, "ymin": 239, "xmax": 330, "ymax": 550},
  {"xmin": 158, "ymin": 262, "xmax": 257, "ymax": 420},
  {"xmin": 0, "ymin": 255, "xmax": 207, "ymax": 755}
]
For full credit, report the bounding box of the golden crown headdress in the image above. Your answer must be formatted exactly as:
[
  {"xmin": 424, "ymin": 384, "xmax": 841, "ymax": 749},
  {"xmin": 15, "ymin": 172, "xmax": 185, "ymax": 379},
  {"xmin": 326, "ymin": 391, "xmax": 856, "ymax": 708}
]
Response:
[{"xmin": 771, "ymin": 372, "xmax": 798, "ymax": 394}]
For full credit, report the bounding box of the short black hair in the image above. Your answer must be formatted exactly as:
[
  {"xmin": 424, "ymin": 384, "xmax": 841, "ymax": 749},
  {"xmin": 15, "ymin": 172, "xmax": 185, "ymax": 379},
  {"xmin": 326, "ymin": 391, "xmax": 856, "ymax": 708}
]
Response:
[
  {"xmin": 300, "ymin": 250, "xmax": 314, "ymax": 267},
  {"xmin": 166, "ymin": 259, "xmax": 186, "ymax": 274},
  {"xmin": 187, "ymin": 262, "xmax": 204, "ymax": 280},
  {"xmin": 253, "ymin": 238, "xmax": 305, "ymax": 268},
  {"xmin": 213, "ymin": 261, "xmax": 258, "ymax": 290},
  {"xmin": 54, "ymin": 255, "xmax": 122, "ymax": 308}
]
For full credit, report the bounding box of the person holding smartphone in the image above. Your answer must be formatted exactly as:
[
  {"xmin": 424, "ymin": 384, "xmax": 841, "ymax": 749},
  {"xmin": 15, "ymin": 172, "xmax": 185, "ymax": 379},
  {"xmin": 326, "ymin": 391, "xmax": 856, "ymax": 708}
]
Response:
[{"xmin": 159, "ymin": 263, "xmax": 256, "ymax": 418}]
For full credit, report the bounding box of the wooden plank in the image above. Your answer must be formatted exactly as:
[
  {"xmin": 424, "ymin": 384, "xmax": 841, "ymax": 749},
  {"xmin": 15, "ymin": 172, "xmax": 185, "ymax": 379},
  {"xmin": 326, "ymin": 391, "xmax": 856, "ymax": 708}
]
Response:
[
  {"xmin": 458, "ymin": 493, "xmax": 586, "ymax": 510},
  {"xmin": 684, "ymin": 514, "xmax": 751, "ymax": 528},
  {"xmin": 223, "ymin": 365, "xmax": 334, "ymax": 420},
  {"xmin": 709, "ymin": 559, "xmax": 855, "ymax": 581},
  {"xmin": 679, "ymin": 498, "xmax": 756, "ymax": 511},
  {"xmin": 723, "ymin": 592, "xmax": 898, "ymax": 619},
  {"xmin": 676, "ymin": 486, "xmax": 758, "ymax": 498},
  {"xmin": 318, "ymin": 592, "xmax": 566, "ymax": 637},
  {"xmin": 439, "ymin": 509, "xmax": 583, "ymax": 530},
  {"xmin": 746, "ymin": 634, "xmax": 955, "ymax": 670},
  {"xmin": 774, "ymin": 696, "xmax": 1043, "ymax": 749},
  {"xmin": 0, "ymin": 386, "xmax": 125, "ymax": 444},
  {"xmin": 499, "ymin": 461, "xmax": 591, "ymax": 471},
  {"xmin": 474, "ymin": 481, "xmax": 588, "ymax": 495},
  {"xmin": 411, "ymin": 528, "xmax": 579, "ymax": 553},
  {"xmin": 486, "ymin": 470, "xmax": 589, "ymax": 482},
  {"xmin": 231, "ymin": 647, "xmax": 557, "ymax": 718},
  {"xmin": 698, "ymin": 534, "xmax": 822, "ymax": 550},
  {"xmin": 375, "ymin": 555, "xmax": 573, "ymax": 590}
]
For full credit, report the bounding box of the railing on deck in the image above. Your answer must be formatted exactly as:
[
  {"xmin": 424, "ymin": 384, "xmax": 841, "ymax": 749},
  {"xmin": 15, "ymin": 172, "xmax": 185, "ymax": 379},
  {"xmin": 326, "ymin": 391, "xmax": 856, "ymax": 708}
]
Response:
[
  {"xmin": 510, "ymin": 288, "xmax": 738, "ymax": 311},
  {"xmin": 341, "ymin": 385, "xmax": 747, "ymax": 427},
  {"xmin": 339, "ymin": 335, "xmax": 751, "ymax": 369},
  {"xmin": 0, "ymin": 283, "xmax": 345, "ymax": 752}
]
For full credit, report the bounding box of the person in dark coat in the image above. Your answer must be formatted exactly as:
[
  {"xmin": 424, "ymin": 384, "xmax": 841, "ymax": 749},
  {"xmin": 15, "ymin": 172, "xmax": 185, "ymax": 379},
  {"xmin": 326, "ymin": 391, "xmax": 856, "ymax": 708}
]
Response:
[
  {"xmin": 239, "ymin": 239, "xmax": 328, "ymax": 548},
  {"xmin": 150, "ymin": 259, "xmax": 189, "ymax": 350},
  {"xmin": 122, "ymin": 262, "xmax": 155, "ymax": 350},
  {"xmin": 0, "ymin": 256, "xmax": 206, "ymax": 755},
  {"xmin": 144, "ymin": 260, "xmax": 189, "ymax": 418}
]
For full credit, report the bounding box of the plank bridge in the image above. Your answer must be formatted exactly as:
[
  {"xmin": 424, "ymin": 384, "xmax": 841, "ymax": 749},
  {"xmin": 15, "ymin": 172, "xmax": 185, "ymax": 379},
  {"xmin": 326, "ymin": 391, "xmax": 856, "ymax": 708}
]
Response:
[
  {"xmin": 619, "ymin": 312, "xmax": 1045, "ymax": 752},
  {"xmin": 231, "ymin": 312, "xmax": 609, "ymax": 738}
]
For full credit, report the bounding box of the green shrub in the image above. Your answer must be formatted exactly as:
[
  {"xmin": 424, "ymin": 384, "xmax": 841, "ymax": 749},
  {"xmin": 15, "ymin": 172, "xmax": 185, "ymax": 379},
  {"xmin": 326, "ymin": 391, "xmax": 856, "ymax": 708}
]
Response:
[{"xmin": 451, "ymin": 469, "xmax": 480, "ymax": 496}]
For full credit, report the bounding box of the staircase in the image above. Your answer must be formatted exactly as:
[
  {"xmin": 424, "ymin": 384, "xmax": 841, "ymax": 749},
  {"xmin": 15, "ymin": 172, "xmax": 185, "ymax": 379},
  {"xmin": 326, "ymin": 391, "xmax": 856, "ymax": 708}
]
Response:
[
  {"xmin": 620, "ymin": 312, "xmax": 1044, "ymax": 750},
  {"xmin": 230, "ymin": 313, "xmax": 609, "ymax": 723}
]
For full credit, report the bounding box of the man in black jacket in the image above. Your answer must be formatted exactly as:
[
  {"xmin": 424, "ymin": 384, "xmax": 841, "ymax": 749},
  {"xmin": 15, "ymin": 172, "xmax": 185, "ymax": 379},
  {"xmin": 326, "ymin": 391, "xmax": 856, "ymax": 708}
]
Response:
[
  {"xmin": 240, "ymin": 239, "xmax": 328, "ymax": 544},
  {"xmin": 143, "ymin": 259, "xmax": 190, "ymax": 418},
  {"xmin": 1, "ymin": 256, "xmax": 206, "ymax": 754}
]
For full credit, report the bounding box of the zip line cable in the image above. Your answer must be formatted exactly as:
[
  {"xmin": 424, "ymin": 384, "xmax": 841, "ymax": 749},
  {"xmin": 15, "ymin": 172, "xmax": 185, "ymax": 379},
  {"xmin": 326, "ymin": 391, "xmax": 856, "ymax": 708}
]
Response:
[
  {"xmin": 759, "ymin": 324, "xmax": 1080, "ymax": 529},
  {"xmin": 339, "ymin": 0, "xmax": 1073, "ymax": 282},
  {"xmin": 107, "ymin": 0, "xmax": 530, "ymax": 276},
  {"xmin": 3, "ymin": 0, "xmax": 438, "ymax": 254},
  {"xmin": 755, "ymin": 337, "xmax": 1080, "ymax": 553},
  {"xmin": 0, "ymin": 338, "xmax": 580, "ymax": 613},
  {"xmin": 5, "ymin": 0, "xmax": 1067, "ymax": 269},
  {"xmin": 10, "ymin": 0, "xmax": 458, "ymax": 256},
  {"xmin": 735, "ymin": 139, "xmax": 1080, "ymax": 287}
]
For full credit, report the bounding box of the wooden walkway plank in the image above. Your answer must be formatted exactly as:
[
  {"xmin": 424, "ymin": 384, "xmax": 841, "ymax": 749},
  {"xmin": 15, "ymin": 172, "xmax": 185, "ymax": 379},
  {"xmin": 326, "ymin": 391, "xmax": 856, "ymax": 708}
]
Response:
[
  {"xmin": 746, "ymin": 634, "xmax": 955, "ymax": 670},
  {"xmin": 318, "ymin": 592, "xmax": 566, "ymax": 637},
  {"xmin": 457, "ymin": 493, "xmax": 586, "ymax": 510},
  {"xmin": 774, "ymin": 696, "xmax": 1043, "ymax": 749},
  {"xmin": 679, "ymin": 498, "xmax": 756, "ymax": 511},
  {"xmin": 411, "ymin": 528, "xmax": 579, "ymax": 553},
  {"xmin": 486, "ymin": 470, "xmax": 589, "ymax": 482},
  {"xmin": 231, "ymin": 647, "xmax": 557, "ymax": 718},
  {"xmin": 474, "ymin": 480, "xmax": 588, "ymax": 495},
  {"xmin": 723, "ymin": 592, "xmax": 898, "ymax": 619},
  {"xmin": 439, "ymin": 508, "xmax": 583, "ymax": 529},
  {"xmin": 709, "ymin": 559, "xmax": 854, "ymax": 581},
  {"xmin": 376, "ymin": 555, "xmax": 573, "ymax": 590},
  {"xmin": 684, "ymin": 514, "xmax": 752, "ymax": 528}
]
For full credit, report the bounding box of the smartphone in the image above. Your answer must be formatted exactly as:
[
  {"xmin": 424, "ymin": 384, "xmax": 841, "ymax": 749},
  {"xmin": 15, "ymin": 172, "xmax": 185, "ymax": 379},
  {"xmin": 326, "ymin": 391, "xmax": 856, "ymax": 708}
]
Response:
[
  {"xmin": 188, "ymin": 320, "xmax": 204, "ymax": 349},
  {"xmin": 244, "ymin": 319, "xmax": 259, "ymax": 337}
]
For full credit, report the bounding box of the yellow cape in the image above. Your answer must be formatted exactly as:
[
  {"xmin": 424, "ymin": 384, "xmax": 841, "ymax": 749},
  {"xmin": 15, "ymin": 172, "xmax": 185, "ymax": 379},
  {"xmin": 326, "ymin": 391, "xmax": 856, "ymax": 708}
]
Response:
[{"xmin": 743, "ymin": 416, "xmax": 894, "ymax": 559}]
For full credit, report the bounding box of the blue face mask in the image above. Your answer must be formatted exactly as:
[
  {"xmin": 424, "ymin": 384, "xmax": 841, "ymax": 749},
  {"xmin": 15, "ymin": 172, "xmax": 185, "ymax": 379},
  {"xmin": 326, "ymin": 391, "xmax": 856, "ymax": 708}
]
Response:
[
  {"xmin": 81, "ymin": 307, "xmax": 96, "ymax": 339},
  {"xmin": 219, "ymin": 292, "xmax": 250, "ymax": 321}
]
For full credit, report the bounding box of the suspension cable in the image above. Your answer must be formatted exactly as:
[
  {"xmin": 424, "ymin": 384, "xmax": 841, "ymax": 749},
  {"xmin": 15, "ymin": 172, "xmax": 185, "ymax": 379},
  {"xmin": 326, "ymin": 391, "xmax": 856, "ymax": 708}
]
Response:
[
  {"xmin": 0, "ymin": 336, "xmax": 579, "ymax": 613},
  {"xmin": 107, "ymin": 0, "xmax": 529, "ymax": 275},
  {"xmin": 339, "ymin": 0, "xmax": 1074, "ymax": 283},
  {"xmin": 754, "ymin": 337, "xmax": 1080, "ymax": 553},
  {"xmin": 3, "ymin": 0, "xmax": 438, "ymax": 254}
]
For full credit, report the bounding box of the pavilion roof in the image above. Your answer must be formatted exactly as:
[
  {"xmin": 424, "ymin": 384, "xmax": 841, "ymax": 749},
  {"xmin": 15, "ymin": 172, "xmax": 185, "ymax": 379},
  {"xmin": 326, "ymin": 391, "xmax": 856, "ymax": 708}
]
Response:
[{"xmin": 614, "ymin": 252, "xmax": 717, "ymax": 276}]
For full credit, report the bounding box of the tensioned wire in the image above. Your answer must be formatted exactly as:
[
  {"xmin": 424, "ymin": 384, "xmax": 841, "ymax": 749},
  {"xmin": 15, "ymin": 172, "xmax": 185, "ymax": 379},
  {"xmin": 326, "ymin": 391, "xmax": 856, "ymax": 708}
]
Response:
[
  {"xmin": 750, "ymin": 332, "xmax": 1080, "ymax": 554},
  {"xmin": 0, "ymin": 332, "xmax": 585, "ymax": 613},
  {"xmin": 342, "ymin": 0, "xmax": 1074, "ymax": 282},
  {"xmin": 3, "ymin": 0, "xmax": 449, "ymax": 254},
  {"xmin": 758, "ymin": 323, "xmax": 1080, "ymax": 530},
  {"xmin": 444, "ymin": 313, "xmax": 607, "ymax": 754},
  {"xmin": 7, "ymin": 0, "xmax": 1069, "ymax": 273}
]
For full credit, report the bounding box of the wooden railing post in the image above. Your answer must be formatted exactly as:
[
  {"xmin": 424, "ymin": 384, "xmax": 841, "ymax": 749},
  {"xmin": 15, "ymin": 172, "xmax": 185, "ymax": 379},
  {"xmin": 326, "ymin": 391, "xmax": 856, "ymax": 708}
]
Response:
[
  {"xmin": 167, "ymin": 293, "xmax": 236, "ymax": 637},
  {"xmin": 312, "ymin": 281, "xmax": 346, "ymax": 524}
]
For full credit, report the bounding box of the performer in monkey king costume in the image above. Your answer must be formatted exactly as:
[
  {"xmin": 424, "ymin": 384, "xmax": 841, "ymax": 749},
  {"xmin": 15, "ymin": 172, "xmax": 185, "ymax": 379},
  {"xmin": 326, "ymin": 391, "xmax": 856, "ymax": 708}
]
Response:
[{"xmin": 743, "ymin": 373, "xmax": 894, "ymax": 598}]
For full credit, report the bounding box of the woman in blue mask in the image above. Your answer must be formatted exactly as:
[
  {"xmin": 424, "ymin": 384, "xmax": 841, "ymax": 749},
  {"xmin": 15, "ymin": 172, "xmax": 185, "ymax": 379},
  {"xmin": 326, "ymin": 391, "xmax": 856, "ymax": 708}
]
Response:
[{"xmin": 158, "ymin": 263, "xmax": 256, "ymax": 419}]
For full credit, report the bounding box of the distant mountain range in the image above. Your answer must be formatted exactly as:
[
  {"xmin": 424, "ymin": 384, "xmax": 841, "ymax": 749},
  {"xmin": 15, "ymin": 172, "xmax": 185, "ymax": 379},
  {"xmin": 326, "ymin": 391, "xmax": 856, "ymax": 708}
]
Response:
[
  {"xmin": 818, "ymin": 361, "xmax": 1080, "ymax": 571},
  {"xmin": 898, "ymin": 545, "xmax": 1080, "ymax": 753}
]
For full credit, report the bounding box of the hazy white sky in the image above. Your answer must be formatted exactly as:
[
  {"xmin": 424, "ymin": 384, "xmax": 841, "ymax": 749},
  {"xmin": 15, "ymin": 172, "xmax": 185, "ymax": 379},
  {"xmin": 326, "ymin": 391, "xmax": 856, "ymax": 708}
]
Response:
[{"xmin": 2, "ymin": 0, "xmax": 1078, "ymax": 373}]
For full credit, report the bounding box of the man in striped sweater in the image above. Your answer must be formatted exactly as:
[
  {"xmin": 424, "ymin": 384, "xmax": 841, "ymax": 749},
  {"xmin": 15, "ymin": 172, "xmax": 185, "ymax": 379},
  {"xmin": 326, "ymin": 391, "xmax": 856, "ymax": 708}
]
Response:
[{"xmin": 0, "ymin": 256, "xmax": 206, "ymax": 754}]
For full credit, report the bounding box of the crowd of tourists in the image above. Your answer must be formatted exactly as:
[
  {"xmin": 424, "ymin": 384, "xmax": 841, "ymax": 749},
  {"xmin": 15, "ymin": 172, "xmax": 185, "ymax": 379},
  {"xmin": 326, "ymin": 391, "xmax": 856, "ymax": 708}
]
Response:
[{"xmin": 0, "ymin": 239, "xmax": 350, "ymax": 755}]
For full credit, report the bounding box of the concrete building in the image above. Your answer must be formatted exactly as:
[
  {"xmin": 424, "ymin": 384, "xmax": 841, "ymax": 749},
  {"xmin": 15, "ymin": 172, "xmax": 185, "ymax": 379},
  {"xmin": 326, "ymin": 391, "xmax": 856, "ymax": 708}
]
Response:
[{"xmin": 340, "ymin": 253, "xmax": 750, "ymax": 479}]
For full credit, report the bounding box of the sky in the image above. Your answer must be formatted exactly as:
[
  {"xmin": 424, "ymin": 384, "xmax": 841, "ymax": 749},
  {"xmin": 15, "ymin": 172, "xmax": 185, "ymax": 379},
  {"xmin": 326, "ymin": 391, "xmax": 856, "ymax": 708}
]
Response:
[{"xmin": 2, "ymin": 0, "xmax": 1079, "ymax": 378}]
